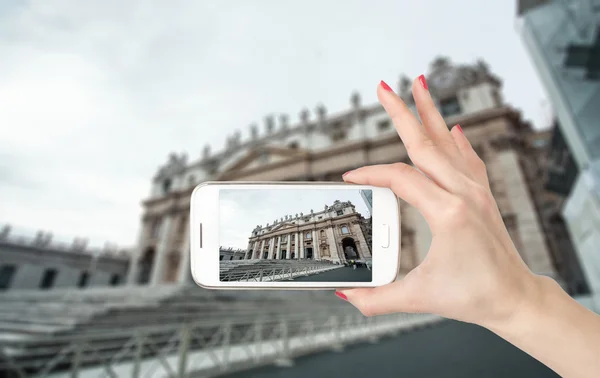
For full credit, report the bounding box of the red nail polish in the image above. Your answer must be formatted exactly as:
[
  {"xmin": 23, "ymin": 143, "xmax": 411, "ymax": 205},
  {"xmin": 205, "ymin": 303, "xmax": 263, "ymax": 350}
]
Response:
[
  {"xmin": 418, "ymin": 74, "xmax": 428, "ymax": 90},
  {"xmin": 380, "ymin": 80, "xmax": 393, "ymax": 92},
  {"xmin": 335, "ymin": 292, "xmax": 348, "ymax": 300},
  {"xmin": 456, "ymin": 124, "xmax": 463, "ymax": 133}
]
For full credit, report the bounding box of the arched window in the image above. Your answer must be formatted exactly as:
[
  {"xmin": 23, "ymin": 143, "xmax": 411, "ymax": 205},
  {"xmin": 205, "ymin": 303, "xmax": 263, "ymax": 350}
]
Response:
[
  {"xmin": 162, "ymin": 179, "xmax": 172, "ymax": 194},
  {"xmin": 341, "ymin": 225, "xmax": 350, "ymax": 234},
  {"xmin": 305, "ymin": 232, "xmax": 311, "ymax": 239},
  {"xmin": 178, "ymin": 216, "xmax": 188, "ymax": 237}
]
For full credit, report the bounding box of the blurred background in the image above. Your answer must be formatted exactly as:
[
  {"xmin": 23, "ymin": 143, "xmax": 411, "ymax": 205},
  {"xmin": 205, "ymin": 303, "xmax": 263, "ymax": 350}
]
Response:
[{"xmin": 0, "ymin": 0, "xmax": 598, "ymax": 377}]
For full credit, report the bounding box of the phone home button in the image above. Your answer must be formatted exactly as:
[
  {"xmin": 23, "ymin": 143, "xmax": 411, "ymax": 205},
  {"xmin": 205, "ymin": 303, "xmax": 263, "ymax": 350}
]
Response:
[{"xmin": 381, "ymin": 224, "xmax": 390, "ymax": 248}]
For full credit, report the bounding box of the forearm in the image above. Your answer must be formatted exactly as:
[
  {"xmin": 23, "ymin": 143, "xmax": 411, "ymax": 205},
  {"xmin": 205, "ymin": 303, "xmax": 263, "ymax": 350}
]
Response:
[{"xmin": 485, "ymin": 275, "xmax": 600, "ymax": 378}]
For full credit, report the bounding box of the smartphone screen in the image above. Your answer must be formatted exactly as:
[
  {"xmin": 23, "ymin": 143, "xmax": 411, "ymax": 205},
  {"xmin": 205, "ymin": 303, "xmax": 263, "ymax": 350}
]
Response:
[{"xmin": 218, "ymin": 188, "xmax": 373, "ymax": 283}]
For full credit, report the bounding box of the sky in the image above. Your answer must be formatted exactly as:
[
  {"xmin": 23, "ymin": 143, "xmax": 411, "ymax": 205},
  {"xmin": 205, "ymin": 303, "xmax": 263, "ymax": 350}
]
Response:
[
  {"xmin": 220, "ymin": 189, "xmax": 370, "ymax": 250},
  {"xmin": 0, "ymin": 1, "xmax": 552, "ymax": 249}
]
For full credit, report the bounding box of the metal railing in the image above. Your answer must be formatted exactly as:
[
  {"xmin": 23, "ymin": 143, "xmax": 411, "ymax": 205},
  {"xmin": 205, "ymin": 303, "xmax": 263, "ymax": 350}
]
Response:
[
  {"xmin": 220, "ymin": 264, "xmax": 342, "ymax": 282},
  {"xmin": 0, "ymin": 312, "xmax": 441, "ymax": 378}
]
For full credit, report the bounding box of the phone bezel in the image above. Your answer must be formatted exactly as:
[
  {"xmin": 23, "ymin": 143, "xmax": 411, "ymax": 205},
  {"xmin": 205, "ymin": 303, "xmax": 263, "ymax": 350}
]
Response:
[{"xmin": 190, "ymin": 181, "xmax": 401, "ymax": 289}]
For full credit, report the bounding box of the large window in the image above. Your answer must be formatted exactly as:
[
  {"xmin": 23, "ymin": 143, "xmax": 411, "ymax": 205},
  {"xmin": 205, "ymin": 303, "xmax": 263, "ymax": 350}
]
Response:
[
  {"xmin": 162, "ymin": 178, "xmax": 172, "ymax": 194},
  {"xmin": 39, "ymin": 268, "xmax": 57, "ymax": 289},
  {"xmin": 0, "ymin": 265, "xmax": 17, "ymax": 290},
  {"xmin": 331, "ymin": 131, "xmax": 347, "ymax": 142},
  {"xmin": 341, "ymin": 225, "xmax": 350, "ymax": 234},
  {"xmin": 305, "ymin": 232, "xmax": 311, "ymax": 239},
  {"xmin": 78, "ymin": 271, "xmax": 89, "ymax": 288},
  {"xmin": 439, "ymin": 97, "xmax": 462, "ymax": 117},
  {"xmin": 178, "ymin": 216, "xmax": 188, "ymax": 237},
  {"xmin": 377, "ymin": 120, "xmax": 391, "ymax": 132}
]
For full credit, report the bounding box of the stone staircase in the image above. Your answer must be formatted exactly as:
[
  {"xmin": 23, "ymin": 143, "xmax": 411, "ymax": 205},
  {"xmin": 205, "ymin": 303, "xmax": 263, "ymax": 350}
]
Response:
[
  {"xmin": 219, "ymin": 259, "xmax": 340, "ymax": 281},
  {"xmin": 0, "ymin": 284, "xmax": 361, "ymax": 376}
]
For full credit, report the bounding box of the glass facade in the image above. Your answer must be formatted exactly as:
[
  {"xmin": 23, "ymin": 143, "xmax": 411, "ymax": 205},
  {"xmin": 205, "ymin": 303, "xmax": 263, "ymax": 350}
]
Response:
[
  {"xmin": 360, "ymin": 190, "xmax": 373, "ymax": 216},
  {"xmin": 518, "ymin": 0, "xmax": 600, "ymax": 168},
  {"xmin": 518, "ymin": 0, "xmax": 600, "ymax": 296}
]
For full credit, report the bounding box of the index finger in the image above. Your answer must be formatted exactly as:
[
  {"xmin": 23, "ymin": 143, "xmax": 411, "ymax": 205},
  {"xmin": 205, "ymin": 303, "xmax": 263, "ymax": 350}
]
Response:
[{"xmin": 343, "ymin": 163, "xmax": 452, "ymax": 223}]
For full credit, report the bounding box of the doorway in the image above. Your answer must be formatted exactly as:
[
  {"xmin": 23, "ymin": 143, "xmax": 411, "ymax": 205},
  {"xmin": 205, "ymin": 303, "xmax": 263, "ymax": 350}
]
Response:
[{"xmin": 306, "ymin": 247, "xmax": 313, "ymax": 259}]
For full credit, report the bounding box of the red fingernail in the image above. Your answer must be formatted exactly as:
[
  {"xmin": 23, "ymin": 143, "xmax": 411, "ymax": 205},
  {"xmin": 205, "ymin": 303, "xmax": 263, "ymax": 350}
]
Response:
[
  {"xmin": 418, "ymin": 74, "xmax": 428, "ymax": 90},
  {"xmin": 380, "ymin": 80, "xmax": 393, "ymax": 92},
  {"xmin": 456, "ymin": 124, "xmax": 463, "ymax": 133},
  {"xmin": 335, "ymin": 292, "xmax": 348, "ymax": 300},
  {"xmin": 342, "ymin": 170, "xmax": 352, "ymax": 177}
]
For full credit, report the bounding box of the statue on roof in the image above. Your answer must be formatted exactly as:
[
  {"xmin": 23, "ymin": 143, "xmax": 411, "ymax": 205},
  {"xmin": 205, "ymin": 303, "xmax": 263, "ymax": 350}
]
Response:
[
  {"xmin": 299, "ymin": 108, "xmax": 310, "ymax": 125},
  {"xmin": 250, "ymin": 124, "xmax": 259, "ymax": 140},
  {"xmin": 399, "ymin": 75, "xmax": 411, "ymax": 95},
  {"xmin": 476, "ymin": 59, "xmax": 490, "ymax": 74},
  {"xmin": 431, "ymin": 56, "xmax": 451, "ymax": 72}
]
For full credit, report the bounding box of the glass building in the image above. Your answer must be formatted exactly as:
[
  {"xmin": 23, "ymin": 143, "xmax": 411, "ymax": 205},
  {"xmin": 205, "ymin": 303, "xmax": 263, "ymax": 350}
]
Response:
[
  {"xmin": 517, "ymin": 0, "xmax": 600, "ymax": 297},
  {"xmin": 360, "ymin": 190, "xmax": 373, "ymax": 216}
]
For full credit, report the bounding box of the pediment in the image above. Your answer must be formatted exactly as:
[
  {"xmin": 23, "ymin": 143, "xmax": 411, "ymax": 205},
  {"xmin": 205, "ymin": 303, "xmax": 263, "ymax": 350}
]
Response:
[
  {"xmin": 218, "ymin": 145, "xmax": 308, "ymax": 176},
  {"xmin": 271, "ymin": 221, "xmax": 298, "ymax": 231}
]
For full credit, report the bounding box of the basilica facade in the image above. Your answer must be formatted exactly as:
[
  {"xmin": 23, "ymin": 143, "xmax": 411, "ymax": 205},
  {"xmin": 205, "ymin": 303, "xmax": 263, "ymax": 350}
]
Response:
[
  {"xmin": 127, "ymin": 57, "xmax": 559, "ymax": 286},
  {"xmin": 245, "ymin": 200, "xmax": 371, "ymax": 264}
]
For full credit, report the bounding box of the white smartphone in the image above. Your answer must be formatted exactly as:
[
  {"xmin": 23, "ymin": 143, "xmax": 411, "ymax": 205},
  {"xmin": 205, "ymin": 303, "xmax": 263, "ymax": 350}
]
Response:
[{"xmin": 190, "ymin": 181, "xmax": 400, "ymax": 289}]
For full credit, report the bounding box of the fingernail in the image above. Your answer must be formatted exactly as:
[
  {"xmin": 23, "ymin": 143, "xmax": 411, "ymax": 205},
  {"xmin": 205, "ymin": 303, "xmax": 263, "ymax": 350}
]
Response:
[
  {"xmin": 335, "ymin": 292, "xmax": 348, "ymax": 301},
  {"xmin": 418, "ymin": 74, "xmax": 428, "ymax": 90},
  {"xmin": 342, "ymin": 170, "xmax": 352, "ymax": 177},
  {"xmin": 380, "ymin": 80, "xmax": 393, "ymax": 92},
  {"xmin": 456, "ymin": 124, "xmax": 463, "ymax": 133}
]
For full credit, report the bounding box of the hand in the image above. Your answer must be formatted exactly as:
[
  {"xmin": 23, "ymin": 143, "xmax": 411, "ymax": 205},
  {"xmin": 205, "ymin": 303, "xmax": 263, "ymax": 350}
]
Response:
[{"xmin": 337, "ymin": 77, "xmax": 542, "ymax": 328}]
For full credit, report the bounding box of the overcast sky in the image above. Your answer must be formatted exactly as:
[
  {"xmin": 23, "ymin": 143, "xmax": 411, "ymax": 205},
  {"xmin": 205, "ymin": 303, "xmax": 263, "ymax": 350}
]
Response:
[
  {"xmin": 0, "ymin": 1, "xmax": 552, "ymax": 249},
  {"xmin": 220, "ymin": 189, "xmax": 370, "ymax": 249}
]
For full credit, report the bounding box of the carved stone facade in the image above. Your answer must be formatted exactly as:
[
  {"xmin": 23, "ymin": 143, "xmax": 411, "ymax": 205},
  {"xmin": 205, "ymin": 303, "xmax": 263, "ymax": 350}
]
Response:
[
  {"xmin": 127, "ymin": 57, "xmax": 558, "ymax": 286},
  {"xmin": 245, "ymin": 200, "xmax": 371, "ymax": 264}
]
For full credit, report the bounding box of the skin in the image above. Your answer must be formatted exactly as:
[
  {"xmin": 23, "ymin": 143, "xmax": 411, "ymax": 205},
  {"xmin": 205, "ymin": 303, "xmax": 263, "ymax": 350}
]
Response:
[{"xmin": 337, "ymin": 78, "xmax": 600, "ymax": 378}]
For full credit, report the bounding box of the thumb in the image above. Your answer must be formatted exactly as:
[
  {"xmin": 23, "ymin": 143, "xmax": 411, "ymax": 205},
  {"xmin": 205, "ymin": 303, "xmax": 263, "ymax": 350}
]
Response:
[{"xmin": 336, "ymin": 276, "xmax": 422, "ymax": 317}]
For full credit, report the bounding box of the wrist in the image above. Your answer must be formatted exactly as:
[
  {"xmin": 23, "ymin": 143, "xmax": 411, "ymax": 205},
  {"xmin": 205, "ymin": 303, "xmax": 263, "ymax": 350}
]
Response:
[{"xmin": 482, "ymin": 273, "xmax": 556, "ymax": 334}]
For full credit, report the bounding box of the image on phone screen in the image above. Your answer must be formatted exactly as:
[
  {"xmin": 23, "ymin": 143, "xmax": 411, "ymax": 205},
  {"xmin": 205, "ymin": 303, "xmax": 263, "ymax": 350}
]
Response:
[{"xmin": 219, "ymin": 189, "xmax": 373, "ymax": 282}]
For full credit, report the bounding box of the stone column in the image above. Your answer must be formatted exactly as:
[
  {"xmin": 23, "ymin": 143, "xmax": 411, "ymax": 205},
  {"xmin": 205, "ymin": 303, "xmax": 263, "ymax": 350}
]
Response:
[
  {"xmin": 268, "ymin": 237, "xmax": 275, "ymax": 259},
  {"xmin": 127, "ymin": 219, "xmax": 151, "ymax": 285},
  {"xmin": 299, "ymin": 232, "xmax": 305, "ymax": 258},
  {"xmin": 352, "ymin": 222, "xmax": 370, "ymax": 259},
  {"xmin": 275, "ymin": 236, "xmax": 281, "ymax": 259},
  {"xmin": 312, "ymin": 229, "xmax": 319, "ymax": 260},
  {"xmin": 177, "ymin": 216, "xmax": 192, "ymax": 284},
  {"xmin": 296, "ymin": 232, "xmax": 300, "ymax": 259},
  {"xmin": 286, "ymin": 234, "xmax": 291, "ymax": 259},
  {"xmin": 252, "ymin": 240, "xmax": 259, "ymax": 259},
  {"xmin": 259, "ymin": 239, "xmax": 266, "ymax": 259},
  {"xmin": 326, "ymin": 226, "xmax": 341, "ymax": 263},
  {"xmin": 150, "ymin": 215, "xmax": 175, "ymax": 286},
  {"xmin": 245, "ymin": 241, "xmax": 254, "ymax": 259}
]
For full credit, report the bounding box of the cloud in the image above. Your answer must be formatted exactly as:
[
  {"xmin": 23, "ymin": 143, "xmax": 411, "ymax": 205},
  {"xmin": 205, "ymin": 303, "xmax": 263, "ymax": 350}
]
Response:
[
  {"xmin": 220, "ymin": 189, "xmax": 369, "ymax": 249},
  {"xmin": 0, "ymin": 0, "xmax": 549, "ymax": 249}
]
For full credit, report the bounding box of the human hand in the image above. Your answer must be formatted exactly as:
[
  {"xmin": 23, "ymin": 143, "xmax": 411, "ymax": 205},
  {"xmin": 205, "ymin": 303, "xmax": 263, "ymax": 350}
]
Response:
[{"xmin": 337, "ymin": 77, "xmax": 544, "ymax": 329}]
